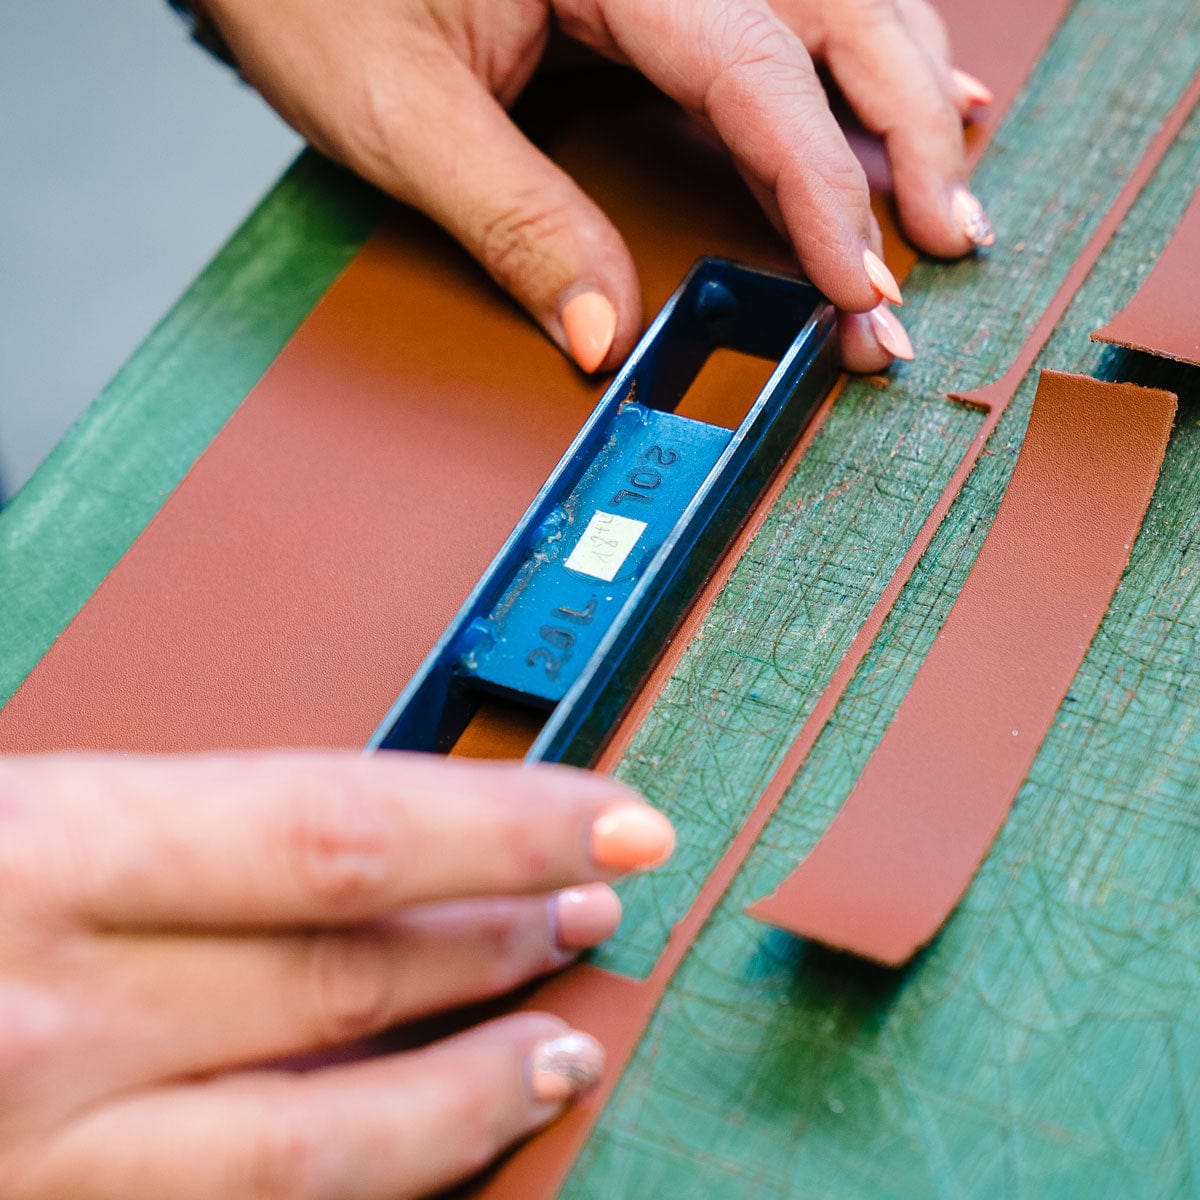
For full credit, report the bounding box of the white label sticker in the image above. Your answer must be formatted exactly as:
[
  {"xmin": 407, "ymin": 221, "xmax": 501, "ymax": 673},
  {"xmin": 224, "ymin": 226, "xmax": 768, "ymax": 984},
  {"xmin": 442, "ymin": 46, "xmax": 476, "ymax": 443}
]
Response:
[{"xmin": 563, "ymin": 510, "xmax": 648, "ymax": 582}]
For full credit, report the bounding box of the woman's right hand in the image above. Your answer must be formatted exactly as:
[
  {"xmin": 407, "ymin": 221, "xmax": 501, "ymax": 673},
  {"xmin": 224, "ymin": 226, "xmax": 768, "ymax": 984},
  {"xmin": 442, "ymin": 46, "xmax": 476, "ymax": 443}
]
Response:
[{"xmin": 0, "ymin": 751, "xmax": 674, "ymax": 1199}]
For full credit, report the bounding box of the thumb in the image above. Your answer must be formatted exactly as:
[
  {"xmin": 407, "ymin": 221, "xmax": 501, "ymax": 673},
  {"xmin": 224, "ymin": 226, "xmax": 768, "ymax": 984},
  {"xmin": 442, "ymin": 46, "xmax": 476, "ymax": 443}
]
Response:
[{"xmin": 349, "ymin": 55, "xmax": 641, "ymax": 373}]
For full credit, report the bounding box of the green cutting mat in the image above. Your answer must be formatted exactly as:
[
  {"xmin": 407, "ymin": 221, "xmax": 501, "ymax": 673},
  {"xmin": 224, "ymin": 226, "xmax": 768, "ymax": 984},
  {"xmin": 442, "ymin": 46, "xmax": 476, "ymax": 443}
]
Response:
[{"xmin": 3, "ymin": 2, "xmax": 1198, "ymax": 1195}]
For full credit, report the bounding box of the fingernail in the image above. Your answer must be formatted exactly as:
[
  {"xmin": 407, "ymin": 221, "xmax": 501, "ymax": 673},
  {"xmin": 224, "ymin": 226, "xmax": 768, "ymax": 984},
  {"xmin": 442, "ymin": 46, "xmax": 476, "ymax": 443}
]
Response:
[
  {"xmin": 868, "ymin": 304, "xmax": 915, "ymax": 361},
  {"xmin": 951, "ymin": 67, "xmax": 994, "ymax": 108},
  {"xmin": 528, "ymin": 1031, "xmax": 606, "ymax": 1103},
  {"xmin": 553, "ymin": 884, "xmax": 623, "ymax": 950},
  {"xmin": 863, "ymin": 248, "xmax": 903, "ymax": 306},
  {"xmin": 590, "ymin": 803, "xmax": 676, "ymax": 872},
  {"xmin": 561, "ymin": 291, "xmax": 617, "ymax": 374},
  {"xmin": 950, "ymin": 184, "xmax": 995, "ymax": 247}
]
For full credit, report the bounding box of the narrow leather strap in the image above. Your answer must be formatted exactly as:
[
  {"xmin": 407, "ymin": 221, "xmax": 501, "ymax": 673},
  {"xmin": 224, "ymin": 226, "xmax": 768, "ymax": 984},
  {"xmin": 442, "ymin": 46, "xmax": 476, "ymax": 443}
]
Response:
[{"xmin": 748, "ymin": 371, "xmax": 1176, "ymax": 964}]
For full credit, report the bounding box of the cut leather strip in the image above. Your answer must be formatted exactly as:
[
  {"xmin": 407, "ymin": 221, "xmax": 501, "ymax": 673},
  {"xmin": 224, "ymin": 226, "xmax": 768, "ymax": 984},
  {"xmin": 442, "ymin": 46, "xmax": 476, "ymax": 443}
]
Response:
[
  {"xmin": 1091, "ymin": 185, "xmax": 1200, "ymax": 364},
  {"xmin": 747, "ymin": 371, "xmax": 1176, "ymax": 965}
]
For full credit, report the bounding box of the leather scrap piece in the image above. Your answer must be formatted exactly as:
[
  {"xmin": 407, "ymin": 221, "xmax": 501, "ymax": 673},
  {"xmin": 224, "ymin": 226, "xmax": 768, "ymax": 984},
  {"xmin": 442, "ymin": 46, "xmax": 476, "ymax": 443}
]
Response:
[
  {"xmin": 1092, "ymin": 185, "xmax": 1200, "ymax": 365},
  {"xmin": 747, "ymin": 370, "xmax": 1176, "ymax": 966}
]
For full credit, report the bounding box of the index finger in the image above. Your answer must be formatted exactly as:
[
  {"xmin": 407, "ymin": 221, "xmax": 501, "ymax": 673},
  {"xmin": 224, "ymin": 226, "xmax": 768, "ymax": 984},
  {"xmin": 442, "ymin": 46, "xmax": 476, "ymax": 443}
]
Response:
[
  {"xmin": 575, "ymin": 0, "xmax": 888, "ymax": 311},
  {"xmin": 12, "ymin": 752, "xmax": 673, "ymax": 929}
]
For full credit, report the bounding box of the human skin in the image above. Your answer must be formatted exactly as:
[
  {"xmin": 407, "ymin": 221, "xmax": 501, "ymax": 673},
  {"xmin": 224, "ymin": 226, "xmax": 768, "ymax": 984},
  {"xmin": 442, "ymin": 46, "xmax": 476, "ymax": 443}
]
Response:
[
  {"xmin": 198, "ymin": 0, "xmax": 994, "ymax": 373},
  {"xmin": 0, "ymin": 753, "xmax": 674, "ymax": 1198}
]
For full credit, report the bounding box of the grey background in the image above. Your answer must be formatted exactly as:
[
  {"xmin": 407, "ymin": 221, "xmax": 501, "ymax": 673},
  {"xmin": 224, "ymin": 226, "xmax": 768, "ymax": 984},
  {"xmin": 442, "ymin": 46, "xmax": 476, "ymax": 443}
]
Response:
[{"xmin": 0, "ymin": 2, "xmax": 301, "ymax": 494}]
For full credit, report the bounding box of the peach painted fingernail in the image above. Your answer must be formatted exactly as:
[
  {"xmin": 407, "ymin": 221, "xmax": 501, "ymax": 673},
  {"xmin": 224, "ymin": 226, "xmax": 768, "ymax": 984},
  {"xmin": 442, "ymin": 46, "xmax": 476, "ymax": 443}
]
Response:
[
  {"xmin": 529, "ymin": 1031, "xmax": 605, "ymax": 1103},
  {"xmin": 868, "ymin": 304, "xmax": 915, "ymax": 361},
  {"xmin": 561, "ymin": 291, "xmax": 617, "ymax": 373},
  {"xmin": 951, "ymin": 67, "xmax": 994, "ymax": 108},
  {"xmin": 553, "ymin": 884, "xmax": 623, "ymax": 950},
  {"xmin": 590, "ymin": 803, "xmax": 676, "ymax": 872},
  {"xmin": 951, "ymin": 184, "xmax": 995, "ymax": 247},
  {"xmin": 863, "ymin": 248, "xmax": 903, "ymax": 306}
]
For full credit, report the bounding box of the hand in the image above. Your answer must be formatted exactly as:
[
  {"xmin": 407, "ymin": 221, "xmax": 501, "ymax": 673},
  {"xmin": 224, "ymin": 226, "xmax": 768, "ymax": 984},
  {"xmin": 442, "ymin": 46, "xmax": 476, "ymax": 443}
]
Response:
[
  {"xmin": 0, "ymin": 752, "xmax": 674, "ymax": 1198},
  {"xmin": 197, "ymin": 0, "xmax": 993, "ymax": 373}
]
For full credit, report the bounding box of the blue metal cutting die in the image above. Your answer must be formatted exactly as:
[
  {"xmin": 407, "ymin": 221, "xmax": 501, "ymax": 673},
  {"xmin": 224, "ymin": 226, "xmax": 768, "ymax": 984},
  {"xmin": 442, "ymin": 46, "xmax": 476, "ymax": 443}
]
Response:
[{"xmin": 369, "ymin": 257, "xmax": 837, "ymax": 764}]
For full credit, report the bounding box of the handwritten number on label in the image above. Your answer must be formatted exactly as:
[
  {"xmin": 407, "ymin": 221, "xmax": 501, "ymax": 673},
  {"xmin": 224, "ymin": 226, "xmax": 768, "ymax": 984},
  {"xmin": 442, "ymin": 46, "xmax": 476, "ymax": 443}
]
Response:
[{"xmin": 587, "ymin": 519, "xmax": 624, "ymax": 559}]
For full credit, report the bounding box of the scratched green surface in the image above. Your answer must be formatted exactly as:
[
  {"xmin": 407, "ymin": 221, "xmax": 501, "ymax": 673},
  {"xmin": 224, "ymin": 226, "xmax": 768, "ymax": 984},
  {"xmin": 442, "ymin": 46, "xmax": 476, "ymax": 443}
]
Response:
[{"xmin": 2, "ymin": 0, "xmax": 1198, "ymax": 1195}]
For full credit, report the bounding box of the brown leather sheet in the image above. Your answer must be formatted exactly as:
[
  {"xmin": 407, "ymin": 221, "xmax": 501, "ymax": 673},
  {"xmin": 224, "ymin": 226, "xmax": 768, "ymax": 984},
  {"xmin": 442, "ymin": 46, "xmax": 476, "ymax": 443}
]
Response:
[
  {"xmin": 0, "ymin": 79, "xmax": 796, "ymax": 755},
  {"xmin": 747, "ymin": 371, "xmax": 1176, "ymax": 964},
  {"xmin": 1092, "ymin": 185, "xmax": 1200, "ymax": 364},
  {"xmin": 0, "ymin": 0, "xmax": 1071, "ymax": 758}
]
